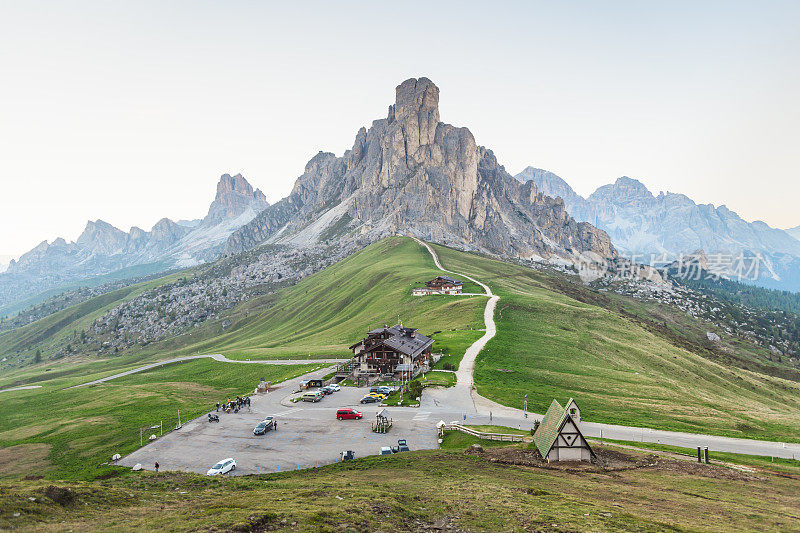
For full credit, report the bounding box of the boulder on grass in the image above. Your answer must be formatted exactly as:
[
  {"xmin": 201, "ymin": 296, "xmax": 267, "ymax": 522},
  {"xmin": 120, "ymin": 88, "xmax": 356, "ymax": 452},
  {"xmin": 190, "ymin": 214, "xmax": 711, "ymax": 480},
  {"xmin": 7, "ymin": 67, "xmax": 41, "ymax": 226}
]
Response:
[
  {"xmin": 44, "ymin": 485, "xmax": 75, "ymax": 506},
  {"xmin": 132, "ymin": 463, "xmax": 143, "ymax": 471}
]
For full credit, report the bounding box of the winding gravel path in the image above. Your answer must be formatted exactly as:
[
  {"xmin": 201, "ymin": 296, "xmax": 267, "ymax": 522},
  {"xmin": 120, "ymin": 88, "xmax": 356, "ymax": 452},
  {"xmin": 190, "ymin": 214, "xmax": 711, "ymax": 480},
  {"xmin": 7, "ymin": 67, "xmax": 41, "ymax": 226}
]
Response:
[
  {"xmin": 0, "ymin": 385, "xmax": 43, "ymax": 393},
  {"xmin": 410, "ymin": 238, "xmax": 497, "ymax": 397}
]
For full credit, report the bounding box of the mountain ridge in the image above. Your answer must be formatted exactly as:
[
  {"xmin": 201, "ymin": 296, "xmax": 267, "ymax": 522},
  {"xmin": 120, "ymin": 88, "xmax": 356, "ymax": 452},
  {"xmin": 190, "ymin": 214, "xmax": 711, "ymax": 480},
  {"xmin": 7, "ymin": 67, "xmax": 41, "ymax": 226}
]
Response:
[
  {"xmin": 0, "ymin": 173, "xmax": 269, "ymax": 311},
  {"xmin": 228, "ymin": 78, "xmax": 617, "ymax": 264},
  {"xmin": 517, "ymin": 166, "xmax": 800, "ymax": 291}
]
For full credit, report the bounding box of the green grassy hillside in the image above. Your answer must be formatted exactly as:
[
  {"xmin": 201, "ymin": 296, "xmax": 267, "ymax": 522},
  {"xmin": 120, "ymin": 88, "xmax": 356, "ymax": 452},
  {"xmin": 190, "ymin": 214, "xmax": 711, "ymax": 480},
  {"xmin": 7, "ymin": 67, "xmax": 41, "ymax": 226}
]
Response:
[
  {"xmin": 153, "ymin": 238, "xmax": 486, "ymax": 359},
  {"xmin": 0, "ymin": 270, "xmax": 185, "ymax": 365},
  {"xmin": 0, "ymin": 261, "xmax": 174, "ymax": 319},
  {"xmin": 431, "ymin": 244, "xmax": 800, "ymax": 442},
  {"xmin": 0, "ymin": 238, "xmax": 486, "ymax": 369}
]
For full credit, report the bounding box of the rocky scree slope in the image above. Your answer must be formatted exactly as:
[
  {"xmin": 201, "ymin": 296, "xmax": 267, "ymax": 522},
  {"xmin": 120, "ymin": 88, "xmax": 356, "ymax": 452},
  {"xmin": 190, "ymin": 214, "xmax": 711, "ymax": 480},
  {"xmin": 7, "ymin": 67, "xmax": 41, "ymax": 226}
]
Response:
[{"xmin": 228, "ymin": 78, "xmax": 616, "ymax": 264}]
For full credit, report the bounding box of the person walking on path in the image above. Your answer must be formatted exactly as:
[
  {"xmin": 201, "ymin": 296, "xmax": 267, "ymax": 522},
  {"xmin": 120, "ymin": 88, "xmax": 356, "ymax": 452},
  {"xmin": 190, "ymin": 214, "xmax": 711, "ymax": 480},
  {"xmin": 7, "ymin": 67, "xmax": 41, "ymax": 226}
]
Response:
[
  {"xmin": 154, "ymin": 462, "xmax": 159, "ymax": 473},
  {"xmin": 216, "ymin": 402, "xmax": 220, "ymax": 412}
]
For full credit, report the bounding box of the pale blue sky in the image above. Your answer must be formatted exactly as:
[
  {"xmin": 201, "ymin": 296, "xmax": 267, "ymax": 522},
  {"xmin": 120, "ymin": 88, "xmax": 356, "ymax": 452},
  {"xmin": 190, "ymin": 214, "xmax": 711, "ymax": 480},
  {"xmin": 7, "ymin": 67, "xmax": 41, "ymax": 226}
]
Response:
[{"xmin": 1, "ymin": 1, "xmax": 798, "ymax": 258}]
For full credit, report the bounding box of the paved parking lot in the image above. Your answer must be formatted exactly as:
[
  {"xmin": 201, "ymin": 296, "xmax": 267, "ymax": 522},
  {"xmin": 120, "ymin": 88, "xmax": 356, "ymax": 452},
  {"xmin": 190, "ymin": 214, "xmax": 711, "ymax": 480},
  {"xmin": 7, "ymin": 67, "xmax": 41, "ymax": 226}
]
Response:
[{"xmin": 120, "ymin": 371, "xmax": 441, "ymax": 475}]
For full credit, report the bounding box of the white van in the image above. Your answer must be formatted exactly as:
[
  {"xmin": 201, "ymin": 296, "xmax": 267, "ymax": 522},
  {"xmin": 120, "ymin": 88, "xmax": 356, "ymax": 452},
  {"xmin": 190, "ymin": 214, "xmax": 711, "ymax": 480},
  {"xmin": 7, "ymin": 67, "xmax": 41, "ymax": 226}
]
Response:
[{"xmin": 302, "ymin": 390, "xmax": 323, "ymax": 402}]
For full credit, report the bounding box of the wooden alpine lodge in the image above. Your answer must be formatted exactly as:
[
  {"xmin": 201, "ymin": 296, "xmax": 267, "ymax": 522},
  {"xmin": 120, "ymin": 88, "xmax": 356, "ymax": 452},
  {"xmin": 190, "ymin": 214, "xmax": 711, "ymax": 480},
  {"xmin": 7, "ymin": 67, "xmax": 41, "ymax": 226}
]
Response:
[
  {"xmin": 412, "ymin": 275, "xmax": 464, "ymax": 296},
  {"xmin": 348, "ymin": 324, "xmax": 434, "ymax": 379}
]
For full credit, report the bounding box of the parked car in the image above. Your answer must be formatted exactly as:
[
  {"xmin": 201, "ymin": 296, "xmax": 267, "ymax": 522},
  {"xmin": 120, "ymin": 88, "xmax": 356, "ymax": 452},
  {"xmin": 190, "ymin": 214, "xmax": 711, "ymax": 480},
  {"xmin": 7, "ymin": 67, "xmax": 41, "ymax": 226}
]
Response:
[
  {"xmin": 341, "ymin": 450, "xmax": 355, "ymax": 461},
  {"xmin": 302, "ymin": 390, "xmax": 324, "ymax": 402},
  {"xmin": 360, "ymin": 395, "xmax": 381, "ymax": 404},
  {"xmin": 366, "ymin": 392, "xmax": 387, "ymax": 399},
  {"xmin": 207, "ymin": 458, "xmax": 236, "ymax": 476},
  {"xmin": 380, "ymin": 446, "xmax": 393, "ymax": 455},
  {"xmin": 336, "ymin": 408, "xmax": 363, "ymax": 420},
  {"xmin": 371, "ymin": 386, "xmax": 393, "ymax": 395},
  {"xmin": 253, "ymin": 417, "xmax": 276, "ymax": 435},
  {"xmin": 321, "ymin": 385, "xmax": 336, "ymax": 395},
  {"xmin": 396, "ymin": 439, "xmax": 410, "ymax": 452},
  {"xmin": 328, "ymin": 383, "xmax": 341, "ymax": 392}
]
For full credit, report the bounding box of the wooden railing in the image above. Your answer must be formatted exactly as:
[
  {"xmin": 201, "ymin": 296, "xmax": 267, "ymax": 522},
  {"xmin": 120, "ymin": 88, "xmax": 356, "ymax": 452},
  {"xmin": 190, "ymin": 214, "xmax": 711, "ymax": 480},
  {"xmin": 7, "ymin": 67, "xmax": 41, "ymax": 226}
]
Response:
[{"xmin": 440, "ymin": 423, "xmax": 527, "ymax": 442}]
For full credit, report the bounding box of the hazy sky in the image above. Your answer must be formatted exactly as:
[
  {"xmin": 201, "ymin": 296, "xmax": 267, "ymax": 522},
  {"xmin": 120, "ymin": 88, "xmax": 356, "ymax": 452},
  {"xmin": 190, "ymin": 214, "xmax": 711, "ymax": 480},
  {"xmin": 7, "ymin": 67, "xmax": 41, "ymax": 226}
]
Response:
[{"xmin": 1, "ymin": 1, "xmax": 799, "ymax": 259}]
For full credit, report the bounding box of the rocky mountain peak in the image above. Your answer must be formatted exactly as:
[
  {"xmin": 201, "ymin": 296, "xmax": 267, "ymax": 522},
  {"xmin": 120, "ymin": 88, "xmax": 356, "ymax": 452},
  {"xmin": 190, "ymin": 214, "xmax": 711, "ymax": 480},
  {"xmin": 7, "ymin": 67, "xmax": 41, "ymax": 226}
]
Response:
[
  {"xmin": 589, "ymin": 176, "xmax": 654, "ymax": 206},
  {"xmin": 517, "ymin": 167, "xmax": 574, "ymax": 196},
  {"xmin": 228, "ymin": 77, "xmax": 617, "ymax": 264},
  {"xmin": 388, "ymin": 78, "xmax": 440, "ymax": 150},
  {"xmin": 76, "ymin": 220, "xmax": 128, "ymax": 255},
  {"xmin": 216, "ymin": 173, "xmax": 266, "ymax": 202},
  {"xmin": 205, "ymin": 173, "xmax": 269, "ymax": 224}
]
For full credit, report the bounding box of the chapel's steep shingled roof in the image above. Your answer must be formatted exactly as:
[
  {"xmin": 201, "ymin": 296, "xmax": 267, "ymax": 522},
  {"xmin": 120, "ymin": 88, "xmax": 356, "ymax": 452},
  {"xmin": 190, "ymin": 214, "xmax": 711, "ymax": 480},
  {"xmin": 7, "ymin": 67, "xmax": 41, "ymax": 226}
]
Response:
[{"xmin": 533, "ymin": 398, "xmax": 569, "ymax": 458}]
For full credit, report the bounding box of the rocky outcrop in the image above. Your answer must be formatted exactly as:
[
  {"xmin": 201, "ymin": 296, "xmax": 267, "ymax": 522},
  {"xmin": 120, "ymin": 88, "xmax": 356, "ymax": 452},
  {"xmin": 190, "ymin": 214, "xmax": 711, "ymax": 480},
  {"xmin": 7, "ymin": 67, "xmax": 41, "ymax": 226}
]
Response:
[
  {"xmin": 229, "ymin": 78, "xmax": 617, "ymax": 263},
  {"xmin": 205, "ymin": 173, "xmax": 268, "ymax": 223},
  {"xmin": 76, "ymin": 220, "xmax": 129, "ymax": 256}
]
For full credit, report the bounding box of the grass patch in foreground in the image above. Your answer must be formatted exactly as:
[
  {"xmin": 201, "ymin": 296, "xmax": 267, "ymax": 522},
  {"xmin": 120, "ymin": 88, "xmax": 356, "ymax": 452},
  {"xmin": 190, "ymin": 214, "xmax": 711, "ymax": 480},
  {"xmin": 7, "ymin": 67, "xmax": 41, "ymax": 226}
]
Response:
[
  {"xmin": 382, "ymin": 370, "xmax": 457, "ymax": 406},
  {"xmin": 600, "ymin": 438, "xmax": 800, "ymax": 475},
  {"xmin": 4, "ymin": 447, "xmax": 800, "ymax": 531},
  {"xmin": 421, "ymin": 370, "xmax": 456, "ymax": 387}
]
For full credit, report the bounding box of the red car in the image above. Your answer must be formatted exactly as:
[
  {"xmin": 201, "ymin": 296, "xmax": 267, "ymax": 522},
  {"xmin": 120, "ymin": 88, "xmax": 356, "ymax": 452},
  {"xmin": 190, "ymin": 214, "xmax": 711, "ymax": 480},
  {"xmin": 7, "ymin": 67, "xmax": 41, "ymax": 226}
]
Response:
[{"xmin": 336, "ymin": 408, "xmax": 363, "ymax": 420}]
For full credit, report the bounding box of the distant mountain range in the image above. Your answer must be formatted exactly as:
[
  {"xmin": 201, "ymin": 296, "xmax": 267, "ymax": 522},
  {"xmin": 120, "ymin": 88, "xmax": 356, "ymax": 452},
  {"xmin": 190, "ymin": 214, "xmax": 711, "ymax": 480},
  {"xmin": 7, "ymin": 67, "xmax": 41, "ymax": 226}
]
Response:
[
  {"xmin": 516, "ymin": 167, "xmax": 800, "ymax": 292},
  {"xmin": 0, "ymin": 256, "xmax": 12, "ymax": 274},
  {"xmin": 0, "ymin": 174, "xmax": 268, "ymax": 312},
  {"xmin": 787, "ymin": 225, "xmax": 800, "ymax": 242}
]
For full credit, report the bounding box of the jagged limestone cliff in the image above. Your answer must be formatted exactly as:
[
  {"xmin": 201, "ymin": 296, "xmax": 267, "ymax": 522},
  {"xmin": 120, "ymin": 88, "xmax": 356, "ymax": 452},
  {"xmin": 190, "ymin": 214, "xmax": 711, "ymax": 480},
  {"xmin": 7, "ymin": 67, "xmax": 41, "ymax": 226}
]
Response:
[{"xmin": 228, "ymin": 78, "xmax": 616, "ymax": 262}]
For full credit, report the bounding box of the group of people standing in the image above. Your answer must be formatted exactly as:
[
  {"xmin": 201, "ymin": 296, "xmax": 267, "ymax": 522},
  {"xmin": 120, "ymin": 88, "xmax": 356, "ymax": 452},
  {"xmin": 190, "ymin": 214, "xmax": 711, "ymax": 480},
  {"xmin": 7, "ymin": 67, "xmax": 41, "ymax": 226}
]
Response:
[{"xmin": 216, "ymin": 395, "xmax": 251, "ymax": 413}]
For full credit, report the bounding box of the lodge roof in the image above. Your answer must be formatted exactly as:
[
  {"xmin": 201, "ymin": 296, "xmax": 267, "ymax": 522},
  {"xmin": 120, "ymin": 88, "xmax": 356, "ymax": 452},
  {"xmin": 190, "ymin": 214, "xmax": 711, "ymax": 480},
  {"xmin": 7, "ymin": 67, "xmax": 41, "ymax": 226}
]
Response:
[
  {"xmin": 350, "ymin": 324, "xmax": 434, "ymax": 358},
  {"xmin": 428, "ymin": 275, "xmax": 462, "ymax": 285}
]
